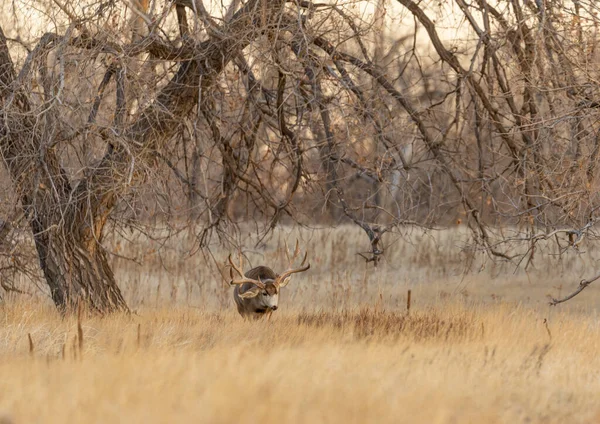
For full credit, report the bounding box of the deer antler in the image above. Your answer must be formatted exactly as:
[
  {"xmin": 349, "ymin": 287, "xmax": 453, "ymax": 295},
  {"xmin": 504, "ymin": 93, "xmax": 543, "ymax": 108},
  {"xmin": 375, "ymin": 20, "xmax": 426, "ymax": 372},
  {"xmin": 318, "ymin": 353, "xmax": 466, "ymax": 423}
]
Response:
[
  {"xmin": 228, "ymin": 254, "xmax": 266, "ymax": 288},
  {"xmin": 275, "ymin": 240, "xmax": 310, "ymax": 287}
]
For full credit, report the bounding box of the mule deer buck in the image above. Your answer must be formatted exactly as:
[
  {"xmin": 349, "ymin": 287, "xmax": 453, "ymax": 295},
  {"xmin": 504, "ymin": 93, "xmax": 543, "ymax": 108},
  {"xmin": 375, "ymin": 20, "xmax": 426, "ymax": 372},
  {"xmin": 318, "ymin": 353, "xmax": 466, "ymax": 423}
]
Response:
[{"xmin": 228, "ymin": 241, "xmax": 310, "ymax": 319}]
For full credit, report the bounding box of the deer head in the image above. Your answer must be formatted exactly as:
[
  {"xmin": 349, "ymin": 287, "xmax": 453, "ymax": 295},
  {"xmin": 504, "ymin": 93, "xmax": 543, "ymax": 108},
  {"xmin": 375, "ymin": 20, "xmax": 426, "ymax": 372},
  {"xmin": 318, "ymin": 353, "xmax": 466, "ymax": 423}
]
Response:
[{"xmin": 228, "ymin": 240, "xmax": 310, "ymax": 319}]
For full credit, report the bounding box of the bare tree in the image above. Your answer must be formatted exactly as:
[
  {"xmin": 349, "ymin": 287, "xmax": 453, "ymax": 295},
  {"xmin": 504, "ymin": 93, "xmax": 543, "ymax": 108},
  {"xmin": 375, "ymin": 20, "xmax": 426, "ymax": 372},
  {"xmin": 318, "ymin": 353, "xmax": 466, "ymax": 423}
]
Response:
[{"xmin": 2, "ymin": 0, "xmax": 600, "ymax": 311}]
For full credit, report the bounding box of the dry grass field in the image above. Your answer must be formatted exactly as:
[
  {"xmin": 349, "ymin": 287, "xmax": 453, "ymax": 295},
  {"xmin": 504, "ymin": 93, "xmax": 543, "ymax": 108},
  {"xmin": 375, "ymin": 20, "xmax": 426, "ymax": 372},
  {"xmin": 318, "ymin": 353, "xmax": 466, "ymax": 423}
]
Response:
[{"xmin": 1, "ymin": 226, "xmax": 600, "ymax": 423}]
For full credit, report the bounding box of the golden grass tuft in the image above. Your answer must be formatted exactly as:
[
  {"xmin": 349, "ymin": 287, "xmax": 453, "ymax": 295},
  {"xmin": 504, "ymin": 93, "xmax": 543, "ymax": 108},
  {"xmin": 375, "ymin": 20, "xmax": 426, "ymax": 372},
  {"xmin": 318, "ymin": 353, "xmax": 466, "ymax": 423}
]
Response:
[{"xmin": 296, "ymin": 307, "xmax": 478, "ymax": 341}]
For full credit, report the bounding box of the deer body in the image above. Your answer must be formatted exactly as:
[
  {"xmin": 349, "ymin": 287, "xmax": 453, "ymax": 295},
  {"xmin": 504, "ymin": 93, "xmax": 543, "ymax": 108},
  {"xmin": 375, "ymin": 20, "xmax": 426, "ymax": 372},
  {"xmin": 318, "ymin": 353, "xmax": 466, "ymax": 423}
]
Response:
[{"xmin": 228, "ymin": 242, "xmax": 310, "ymax": 320}]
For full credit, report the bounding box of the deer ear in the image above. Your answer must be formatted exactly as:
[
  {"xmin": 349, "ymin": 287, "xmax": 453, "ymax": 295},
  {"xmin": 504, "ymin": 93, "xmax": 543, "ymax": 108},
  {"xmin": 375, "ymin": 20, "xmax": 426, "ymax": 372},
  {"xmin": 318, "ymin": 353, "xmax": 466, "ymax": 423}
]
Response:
[
  {"xmin": 278, "ymin": 276, "xmax": 291, "ymax": 288},
  {"xmin": 238, "ymin": 286, "xmax": 261, "ymax": 299}
]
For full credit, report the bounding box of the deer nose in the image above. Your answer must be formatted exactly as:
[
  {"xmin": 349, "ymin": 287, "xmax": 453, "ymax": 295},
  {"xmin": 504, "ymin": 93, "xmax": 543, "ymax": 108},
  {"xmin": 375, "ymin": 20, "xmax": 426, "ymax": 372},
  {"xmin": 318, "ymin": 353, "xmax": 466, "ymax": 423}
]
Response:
[{"xmin": 271, "ymin": 306, "xmax": 278, "ymax": 311}]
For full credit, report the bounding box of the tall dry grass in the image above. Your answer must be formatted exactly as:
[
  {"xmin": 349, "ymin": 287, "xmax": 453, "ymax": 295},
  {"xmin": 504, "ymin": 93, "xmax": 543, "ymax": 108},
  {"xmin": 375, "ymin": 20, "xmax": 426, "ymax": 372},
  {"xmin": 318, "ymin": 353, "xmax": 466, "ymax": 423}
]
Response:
[
  {"xmin": 0, "ymin": 301, "xmax": 599, "ymax": 423},
  {"xmin": 1, "ymin": 226, "xmax": 600, "ymax": 423}
]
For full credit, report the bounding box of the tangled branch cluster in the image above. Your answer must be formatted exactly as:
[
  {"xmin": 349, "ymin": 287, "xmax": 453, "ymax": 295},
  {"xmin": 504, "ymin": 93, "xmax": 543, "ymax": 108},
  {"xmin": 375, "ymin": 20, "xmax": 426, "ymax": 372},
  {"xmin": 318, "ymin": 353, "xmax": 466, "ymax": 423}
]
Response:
[{"xmin": 1, "ymin": 0, "xmax": 600, "ymax": 309}]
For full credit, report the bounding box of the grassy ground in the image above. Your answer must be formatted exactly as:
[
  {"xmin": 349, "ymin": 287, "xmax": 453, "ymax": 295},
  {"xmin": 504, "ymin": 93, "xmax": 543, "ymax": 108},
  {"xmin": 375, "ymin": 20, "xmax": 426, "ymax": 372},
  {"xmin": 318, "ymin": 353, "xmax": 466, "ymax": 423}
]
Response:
[{"xmin": 1, "ymin": 225, "xmax": 600, "ymax": 423}]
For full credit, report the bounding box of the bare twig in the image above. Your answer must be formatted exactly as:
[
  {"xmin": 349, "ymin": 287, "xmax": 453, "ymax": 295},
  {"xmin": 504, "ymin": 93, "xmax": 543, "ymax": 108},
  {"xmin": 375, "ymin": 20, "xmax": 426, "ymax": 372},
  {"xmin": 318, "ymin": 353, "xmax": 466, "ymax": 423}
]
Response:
[{"xmin": 550, "ymin": 271, "xmax": 600, "ymax": 306}]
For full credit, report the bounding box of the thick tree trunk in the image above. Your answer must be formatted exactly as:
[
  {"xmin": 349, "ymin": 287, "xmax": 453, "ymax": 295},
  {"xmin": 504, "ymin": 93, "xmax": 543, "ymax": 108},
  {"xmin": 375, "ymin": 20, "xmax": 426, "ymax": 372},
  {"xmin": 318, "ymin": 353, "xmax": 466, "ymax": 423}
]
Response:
[
  {"xmin": 30, "ymin": 220, "xmax": 127, "ymax": 313},
  {"xmin": 0, "ymin": 165, "xmax": 128, "ymax": 313}
]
